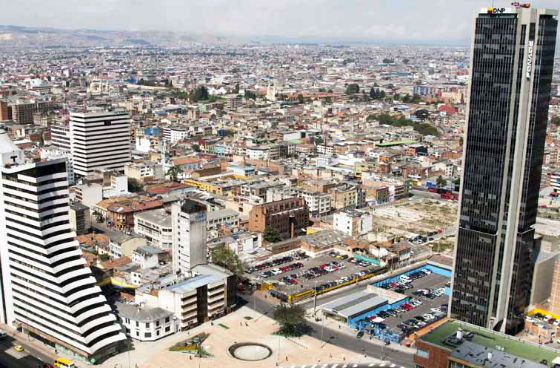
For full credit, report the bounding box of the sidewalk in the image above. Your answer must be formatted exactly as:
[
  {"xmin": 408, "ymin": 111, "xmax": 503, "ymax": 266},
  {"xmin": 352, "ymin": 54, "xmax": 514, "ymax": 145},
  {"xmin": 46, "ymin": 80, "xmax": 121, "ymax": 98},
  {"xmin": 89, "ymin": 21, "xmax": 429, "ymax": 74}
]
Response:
[{"xmin": 305, "ymin": 312, "xmax": 416, "ymax": 355}]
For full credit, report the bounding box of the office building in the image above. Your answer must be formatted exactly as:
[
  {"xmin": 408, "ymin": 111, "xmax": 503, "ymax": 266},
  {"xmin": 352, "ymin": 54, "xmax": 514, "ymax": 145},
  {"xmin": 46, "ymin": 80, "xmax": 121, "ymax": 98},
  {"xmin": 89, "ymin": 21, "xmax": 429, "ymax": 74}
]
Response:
[
  {"xmin": 70, "ymin": 110, "xmax": 131, "ymax": 177},
  {"xmin": 450, "ymin": 7, "xmax": 558, "ymax": 334},
  {"xmin": 171, "ymin": 199, "xmax": 208, "ymax": 275},
  {"xmin": 0, "ymin": 130, "xmax": 125, "ymax": 361}
]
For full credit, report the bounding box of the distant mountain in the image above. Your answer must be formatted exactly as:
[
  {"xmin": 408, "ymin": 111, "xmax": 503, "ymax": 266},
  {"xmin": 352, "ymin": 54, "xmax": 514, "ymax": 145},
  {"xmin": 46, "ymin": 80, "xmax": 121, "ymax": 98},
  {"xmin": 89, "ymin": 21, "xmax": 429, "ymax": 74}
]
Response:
[{"xmin": 0, "ymin": 25, "xmax": 214, "ymax": 48}]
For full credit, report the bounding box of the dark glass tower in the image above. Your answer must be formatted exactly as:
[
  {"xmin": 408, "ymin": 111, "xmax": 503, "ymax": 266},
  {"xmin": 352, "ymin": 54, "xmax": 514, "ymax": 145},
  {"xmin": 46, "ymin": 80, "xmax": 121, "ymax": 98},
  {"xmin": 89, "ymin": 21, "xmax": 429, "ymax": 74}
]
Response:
[{"xmin": 450, "ymin": 7, "xmax": 557, "ymax": 334}]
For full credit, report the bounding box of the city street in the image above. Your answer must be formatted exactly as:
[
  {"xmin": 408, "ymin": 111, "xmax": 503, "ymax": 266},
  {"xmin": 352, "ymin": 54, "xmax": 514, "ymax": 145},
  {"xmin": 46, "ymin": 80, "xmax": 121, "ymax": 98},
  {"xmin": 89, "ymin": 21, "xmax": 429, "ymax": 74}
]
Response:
[{"xmin": 0, "ymin": 335, "xmax": 50, "ymax": 368}]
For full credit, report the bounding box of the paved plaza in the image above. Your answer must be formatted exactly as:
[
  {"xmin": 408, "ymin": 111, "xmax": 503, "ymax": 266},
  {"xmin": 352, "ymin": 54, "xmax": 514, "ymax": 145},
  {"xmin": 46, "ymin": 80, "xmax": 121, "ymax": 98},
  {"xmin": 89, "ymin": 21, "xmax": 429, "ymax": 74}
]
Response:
[{"xmin": 101, "ymin": 306, "xmax": 387, "ymax": 368}]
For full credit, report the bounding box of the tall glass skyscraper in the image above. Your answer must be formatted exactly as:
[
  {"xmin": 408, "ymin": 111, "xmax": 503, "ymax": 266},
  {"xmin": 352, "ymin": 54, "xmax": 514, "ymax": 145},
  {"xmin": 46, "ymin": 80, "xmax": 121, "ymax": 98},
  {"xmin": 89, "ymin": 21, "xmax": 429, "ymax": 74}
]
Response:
[{"xmin": 450, "ymin": 6, "xmax": 557, "ymax": 334}]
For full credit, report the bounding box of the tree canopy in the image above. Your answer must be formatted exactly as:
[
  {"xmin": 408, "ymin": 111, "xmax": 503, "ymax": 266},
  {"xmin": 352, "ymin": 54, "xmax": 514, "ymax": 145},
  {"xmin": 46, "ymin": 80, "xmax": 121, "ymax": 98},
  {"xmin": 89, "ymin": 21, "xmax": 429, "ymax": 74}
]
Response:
[
  {"xmin": 264, "ymin": 226, "xmax": 281, "ymax": 243},
  {"xmin": 127, "ymin": 178, "xmax": 143, "ymax": 193},
  {"xmin": 368, "ymin": 113, "xmax": 439, "ymax": 137},
  {"xmin": 167, "ymin": 165, "xmax": 182, "ymax": 182},
  {"xmin": 436, "ymin": 175, "xmax": 447, "ymax": 188},
  {"xmin": 273, "ymin": 304, "xmax": 307, "ymax": 337},
  {"xmin": 369, "ymin": 87, "xmax": 386, "ymax": 100},
  {"xmin": 189, "ymin": 86, "xmax": 210, "ymax": 102},
  {"xmin": 244, "ymin": 90, "xmax": 257, "ymax": 100},
  {"xmin": 211, "ymin": 244, "xmax": 245, "ymax": 275},
  {"xmin": 345, "ymin": 83, "xmax": 360, "ymax": 95}
]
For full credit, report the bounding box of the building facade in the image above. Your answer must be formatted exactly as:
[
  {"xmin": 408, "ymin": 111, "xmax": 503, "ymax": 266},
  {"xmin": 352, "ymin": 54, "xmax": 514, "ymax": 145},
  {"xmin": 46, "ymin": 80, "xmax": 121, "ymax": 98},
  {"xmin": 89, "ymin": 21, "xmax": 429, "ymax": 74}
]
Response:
[
  {"xmin": 134, "ymin": 208, "xmax": 173, "ymax": 248},
  {"xmin": 450, "ymin": 7, "xmax": 558, "ymax": 334},
  {"xmin": 0, "ymin": 131, "xmax": 125, "ymax": 361},
  {"xmin": 70, "ymin": 110, "xmax": 131, "ymax": 177},
  {"xmin": 248, "ymin": 197, "xmax": 309, "ymax": 238},
  {"xmin": 171, "ymin": 199, "xmax": 208, "ymax": 275}
]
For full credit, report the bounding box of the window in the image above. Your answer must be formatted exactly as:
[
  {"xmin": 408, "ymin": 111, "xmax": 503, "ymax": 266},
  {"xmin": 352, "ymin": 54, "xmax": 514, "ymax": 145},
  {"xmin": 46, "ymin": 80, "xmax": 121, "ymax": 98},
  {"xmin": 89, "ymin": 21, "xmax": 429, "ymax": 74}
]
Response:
[
  {"xmin": 146, "ymin": 322, "xmax": 150, "ymax": 328},
  {"xmin": 145, "ymin": 332, "xmax": 152, "ymax": 338},
  {"xmin": 136, "ymin": 321, "xmax": 139, "ymax": 327},
  {"xmin": 165, "ymin": 326, "xmax": 170, "ymax": 332},
  {"xmin": 416, "ymin": 349, "xmax": 429, "ymax": 359},
  {"xmin": 165, "ymin": 317, "xmax": 170, "ymax": 323},
  {"xmin": 156, "ymin": 320, "xmax": 160, "ymax": 327}
]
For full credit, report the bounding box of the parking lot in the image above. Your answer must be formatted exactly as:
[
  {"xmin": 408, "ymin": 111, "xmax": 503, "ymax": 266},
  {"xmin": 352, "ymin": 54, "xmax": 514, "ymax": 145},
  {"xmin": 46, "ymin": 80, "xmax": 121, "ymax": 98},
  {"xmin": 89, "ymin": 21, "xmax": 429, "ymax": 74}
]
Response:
[
  {"xmin": 364, "ymin": 272, "xmax": 449, "ymax": 340},
  {"xmin": 248, "ymin": 251, "xmax": 377, "ymax": 295}
]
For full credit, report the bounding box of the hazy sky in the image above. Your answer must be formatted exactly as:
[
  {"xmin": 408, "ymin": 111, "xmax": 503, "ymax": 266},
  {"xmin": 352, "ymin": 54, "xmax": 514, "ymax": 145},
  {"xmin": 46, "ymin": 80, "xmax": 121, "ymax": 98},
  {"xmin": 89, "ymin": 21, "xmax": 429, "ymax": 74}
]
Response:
[{"xmin": 2, "ymin": 0, "xmax": 560, "ymax": 42}]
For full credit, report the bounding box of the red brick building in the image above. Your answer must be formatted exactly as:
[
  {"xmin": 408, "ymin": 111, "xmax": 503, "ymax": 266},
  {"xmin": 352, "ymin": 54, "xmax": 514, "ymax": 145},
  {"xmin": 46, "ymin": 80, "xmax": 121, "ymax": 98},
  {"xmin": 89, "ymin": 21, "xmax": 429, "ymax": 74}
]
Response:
[{"xmin": 248, "ymin": 197, "xmax": 309, "ymax": 238}]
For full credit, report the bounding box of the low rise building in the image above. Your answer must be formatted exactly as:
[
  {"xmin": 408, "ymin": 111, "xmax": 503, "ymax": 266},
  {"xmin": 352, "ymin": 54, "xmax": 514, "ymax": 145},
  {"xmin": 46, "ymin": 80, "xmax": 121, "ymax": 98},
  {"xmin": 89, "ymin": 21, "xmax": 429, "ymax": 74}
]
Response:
[
  {"xmin": 333, "ymin": 210, "xmax": 373, "ymax": 237},
  {"xmin": 207, "ymin": 208, "xmax": 239, "ymax": 230},
  {"xmin": 115, "ymin": 302, "xmax": 177, "ymax": 342},
  {"xmin": 134, "ymin": 208, "xmax": 173, "ymax": 248}
]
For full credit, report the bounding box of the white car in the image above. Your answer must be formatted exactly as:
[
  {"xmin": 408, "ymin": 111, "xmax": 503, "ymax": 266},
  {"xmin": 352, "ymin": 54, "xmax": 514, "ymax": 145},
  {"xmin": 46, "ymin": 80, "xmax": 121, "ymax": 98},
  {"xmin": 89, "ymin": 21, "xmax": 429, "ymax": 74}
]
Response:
[{"xmin": 430, "ymin": 308, "xmax": 442, "ymax": 314}]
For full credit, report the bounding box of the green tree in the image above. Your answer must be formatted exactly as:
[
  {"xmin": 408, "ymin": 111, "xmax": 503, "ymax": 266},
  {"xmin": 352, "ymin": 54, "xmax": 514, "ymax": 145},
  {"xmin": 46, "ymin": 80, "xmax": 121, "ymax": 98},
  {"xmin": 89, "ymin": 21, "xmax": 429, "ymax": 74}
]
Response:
[
  {"xmin": 192, "ymin": 144, "xmax": 201, "ymax": 152},
  {"xmin": 167, "ymin": 165, "xmax": 182, "ymax": 182},
  {"xmin": 189, "ymin": 86, "xmax": 209, "ymax": 102},
  {"xmin": 382, "ymin": 58, "xmax": 394, "ymax": 64},
  {"xmin": 436, "ymin": 175, "xmax": 447, "ymax": 188},
  {"xmin": 459, "ymin": 136, "xmax": 464, "ymax": 146},
  {"xmin": 264, "ymin": 226, "xmax": 281, "ymax": 243},
  {"xmin": 297, "ymin": 94, "xmax": 304, "ymax": 104},
  {"xmin": 128, "ymin": 178, "xmax": 143, "ymax": 193},
  {"xmin": 244, "ymin": 90, "xmax": 257, "ymax": 100},
  {"xmin": 345, "ymin": 83, "xmax": 360, "ymax": 95},
  {"xmin": 99, "ymin": 254, "xmax": 110, "ymax": 262},
  {"xmin": 211, "ymin": 244, "xmax": 245, "ymax": 275},
  {"xmin": 273, "ymin": 304, "xmax": 307, "ymax": 337},
  {"xmin": 414, "ymin": 109, "xmax": 430, "ymax": 120},
  {"xmin": 92, "ymin": 210, "xmax": 104, "ymax": 223},
  {"xmin": 551, "ymin": 116, "xmax": 560, "ymax": 125}
]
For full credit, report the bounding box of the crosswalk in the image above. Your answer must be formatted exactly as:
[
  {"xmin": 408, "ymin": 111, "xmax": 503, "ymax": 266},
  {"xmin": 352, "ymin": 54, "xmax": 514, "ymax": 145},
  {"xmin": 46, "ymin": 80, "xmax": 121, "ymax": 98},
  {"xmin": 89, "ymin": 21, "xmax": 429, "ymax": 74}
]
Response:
[{"xmin": 280, "ymin": 362, "xmax": 408, "ymax": 368}]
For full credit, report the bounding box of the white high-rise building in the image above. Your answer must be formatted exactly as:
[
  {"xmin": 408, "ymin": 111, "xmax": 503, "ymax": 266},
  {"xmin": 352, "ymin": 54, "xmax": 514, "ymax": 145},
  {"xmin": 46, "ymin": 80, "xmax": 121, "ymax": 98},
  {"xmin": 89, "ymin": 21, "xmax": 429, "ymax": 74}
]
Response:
[
  {"xmin": 50, "ymin": 124, "xmax": 71, "ymax": 151},
  {"xmin": 70, "ymin": 110, "xmax": 131, "ymax": 177},
  {"xmin": 0, "ymin": 130, "xmax": 126, "ymax": 361},
  {"xmin": 172, "ymin": 199, "xmax": 207, "ymax": 275}
]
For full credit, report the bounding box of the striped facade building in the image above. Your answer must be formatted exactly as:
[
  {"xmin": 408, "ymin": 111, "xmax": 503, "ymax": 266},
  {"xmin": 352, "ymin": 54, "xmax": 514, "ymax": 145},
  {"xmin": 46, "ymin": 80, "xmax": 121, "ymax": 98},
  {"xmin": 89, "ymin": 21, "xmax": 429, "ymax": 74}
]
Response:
[
  {"xmin": 70, "ymin": 110, "xmax": 131, "ymax": 177},
  {"xmin": 0, "ymin": 130, "xmax": 125, "ymax": 362}
]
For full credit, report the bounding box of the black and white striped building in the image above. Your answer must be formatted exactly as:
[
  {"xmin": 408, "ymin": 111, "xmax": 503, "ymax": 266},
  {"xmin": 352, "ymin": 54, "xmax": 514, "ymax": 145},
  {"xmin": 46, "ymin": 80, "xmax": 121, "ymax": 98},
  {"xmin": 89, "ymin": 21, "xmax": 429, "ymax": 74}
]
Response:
[
  {"xmin": 70, "ymin": 110, "xmax": 131, "ymax": 178},
  {"xmin": 0, "ymin": 130, "xmax": 126, "ymax": 361}
]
